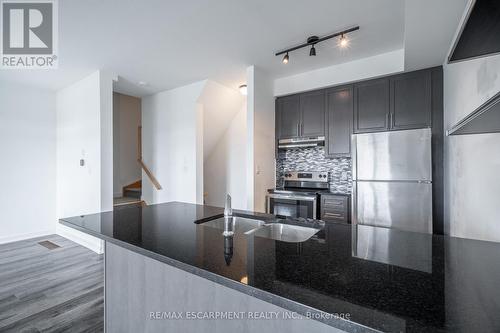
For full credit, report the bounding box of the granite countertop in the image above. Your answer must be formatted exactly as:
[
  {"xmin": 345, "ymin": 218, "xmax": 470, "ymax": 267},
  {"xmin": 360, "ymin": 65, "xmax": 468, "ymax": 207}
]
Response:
[{"xmin": 60, "ymin": 201, "xmax": 500, "ymax": 333}]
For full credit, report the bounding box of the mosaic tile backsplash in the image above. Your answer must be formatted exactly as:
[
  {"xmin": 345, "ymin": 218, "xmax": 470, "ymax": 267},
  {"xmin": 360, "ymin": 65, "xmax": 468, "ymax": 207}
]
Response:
[{"xmin": 276, "ymin": 147, "xmax": 352, "ymax": 194}]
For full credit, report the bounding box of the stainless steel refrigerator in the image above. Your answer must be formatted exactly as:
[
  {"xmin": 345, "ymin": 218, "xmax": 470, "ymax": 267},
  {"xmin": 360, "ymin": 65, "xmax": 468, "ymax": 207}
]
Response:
[{"xmin": 352, "ymin": 128, "xmax": 432, "ymax": 234}]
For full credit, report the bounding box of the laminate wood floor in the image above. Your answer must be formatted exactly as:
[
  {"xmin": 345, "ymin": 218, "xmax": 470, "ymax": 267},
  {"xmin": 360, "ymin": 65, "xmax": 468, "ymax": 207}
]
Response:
[{"xmin": 0, "ymin": 235, "xmax": 104, "ymax": 332}]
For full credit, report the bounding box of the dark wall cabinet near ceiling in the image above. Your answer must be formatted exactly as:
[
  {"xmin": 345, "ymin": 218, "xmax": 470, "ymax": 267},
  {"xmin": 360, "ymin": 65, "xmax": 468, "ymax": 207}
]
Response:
[
  {"xmin": 276, "ymin": 67, "xmax": 438, "ymax": 157},
  {"xmin": 276, "ymin": 95, "xmax": 301, "ymax": 138},
  {"xmin": 300, "ymin": 90, "xmax": 326, "ymax": 137},
  {"xmin": 326, "ymin": 86, "xmax": 353, "ymax": 157},
  {"xmin": 276, "ymin": 91, "xmax": 325, "ymax": 139},
  {"xmin": 353, "ymin": 69, "xmax": 432, "ymax": 133},
  {"xmin": 353, "ymin": 78, "xmax": 390, "ymax": 133},
  {"xmin": 391, "ymin": 70, "xmax": 432, "ymax": 130}
]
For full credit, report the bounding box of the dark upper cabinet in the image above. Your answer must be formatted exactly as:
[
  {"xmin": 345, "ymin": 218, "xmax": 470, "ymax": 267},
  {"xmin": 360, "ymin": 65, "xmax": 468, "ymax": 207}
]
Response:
[
  {"xmin": 277, "ymin": 68, "xmax": 437, "ymax": 143},
  {"xmin": 353, "ymin": 78, "xmax": 390, "ymax": 133},
  {"xmin": 300, "ymin": 90, "xmax": 325, "ymax": 137},
  {"xmin": 390, "ymin": 70, "xmax": 432, "ymax": 130},
  {"xmin": 276, "ymin": 91, "xmax": 325, "ymax": 140},
  {"xmin": 353, "ymin": 70, "xmax": 432, "ymax": 134},
  {"xmin": 326, "ymin": 86, "xmax": 353, "ymax": 157},
  {"xmin": 276, "ymin": 95, "xmax": 300, "ymax": 139}
]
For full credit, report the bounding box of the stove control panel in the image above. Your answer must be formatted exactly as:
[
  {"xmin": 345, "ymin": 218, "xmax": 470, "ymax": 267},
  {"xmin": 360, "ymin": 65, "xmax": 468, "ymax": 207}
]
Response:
[{"xmin": 283, "ymin": 171, "xmax": 329, "ymax": 182}]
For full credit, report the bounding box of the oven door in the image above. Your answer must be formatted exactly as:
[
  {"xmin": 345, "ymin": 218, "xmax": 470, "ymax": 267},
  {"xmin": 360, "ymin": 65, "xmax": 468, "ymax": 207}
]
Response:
[{"xmin": 266, "ymin": 194, "xmax": 317, "ymax": 219}]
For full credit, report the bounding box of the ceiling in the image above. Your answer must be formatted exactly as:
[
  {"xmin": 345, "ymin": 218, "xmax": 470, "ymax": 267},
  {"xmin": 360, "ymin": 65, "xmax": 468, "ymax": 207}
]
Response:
[{"xmin": 0, "ymin": 0, "xmax": 467, "ymax": 96}]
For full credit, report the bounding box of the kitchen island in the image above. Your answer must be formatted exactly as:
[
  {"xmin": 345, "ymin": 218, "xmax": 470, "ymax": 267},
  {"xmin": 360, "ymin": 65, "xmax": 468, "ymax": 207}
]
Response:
[{"xmin": 60, "ymin": 202, "xmax": 500, "ymax": 333}]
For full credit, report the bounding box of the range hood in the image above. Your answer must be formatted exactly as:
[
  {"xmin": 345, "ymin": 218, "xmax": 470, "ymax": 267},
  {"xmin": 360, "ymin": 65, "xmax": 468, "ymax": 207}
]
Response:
[
  {"xmin": 278, "ymin": 136, "xmax": 325, "ymax": 149},
  {"xmin": 449, "ymin": 0, "xmax": 500, "ymax": 63},
  {"xmin": 447, "ymin": 90, "xmax": 500, "ymax": 136}
]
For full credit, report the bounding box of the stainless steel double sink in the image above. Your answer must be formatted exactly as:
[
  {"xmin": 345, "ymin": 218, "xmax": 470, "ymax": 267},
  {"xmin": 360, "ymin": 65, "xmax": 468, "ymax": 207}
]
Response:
[{"xmin": 201, "ymin": 216, "xmax": 320, "ymax": 243}]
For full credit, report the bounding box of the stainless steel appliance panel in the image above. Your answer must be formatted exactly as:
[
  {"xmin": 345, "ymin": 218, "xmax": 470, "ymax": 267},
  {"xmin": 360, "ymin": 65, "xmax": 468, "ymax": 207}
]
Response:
[
  {"xmin": 278, "ymin": 136, "xmax": 325, "ymax": 149},
  {"xmin": 352, "ymin": 224, "xmax": 432, "ymax": 273},
  {"xmin": 266, "ymin": 194, "xmax": 317, "ymax": 219},
  {"xmin": 356, "ymin": 181, "xmax": 432, "ymax": 234},
  {"xmin": 355, "ymin": 128, "xmax": 432, "ymax": 181}
]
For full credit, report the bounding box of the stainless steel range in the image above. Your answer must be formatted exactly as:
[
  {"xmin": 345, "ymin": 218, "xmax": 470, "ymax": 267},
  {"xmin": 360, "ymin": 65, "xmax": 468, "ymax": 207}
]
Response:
[{"xmin": 266, "ymin": 171, "xmax": 329, "ymax": 219}]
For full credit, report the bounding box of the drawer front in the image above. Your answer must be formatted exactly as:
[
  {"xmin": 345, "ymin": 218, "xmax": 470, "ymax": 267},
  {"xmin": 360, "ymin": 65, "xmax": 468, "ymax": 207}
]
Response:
[
  {"xmin": 322, "ymin": 209, "xmax": 346, "ymax": 221},
  {"xmin": 321, "ymin": 195, "xmax": 350, "ymax": 222},
  {"xmin": 322, "ymin": 196, "xmax": 348, "ymax": 209}
]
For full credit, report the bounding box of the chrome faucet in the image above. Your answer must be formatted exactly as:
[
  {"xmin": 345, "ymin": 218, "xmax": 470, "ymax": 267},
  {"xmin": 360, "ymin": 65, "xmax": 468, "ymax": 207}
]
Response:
[
  {"xmin": 224, "ymin": 194, "xmax": 232, "ymax": 217},
  {"xmin": 223, "ymin": 194, "xmax": 234, "ymax": 236}
]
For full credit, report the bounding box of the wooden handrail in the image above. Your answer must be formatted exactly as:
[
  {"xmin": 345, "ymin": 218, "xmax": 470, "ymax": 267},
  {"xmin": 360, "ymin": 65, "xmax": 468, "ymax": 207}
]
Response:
[
  {"xmin": 138, "ymin": 126, "xmax": 142, "ymax": 160},
  {"xmin": 137, "ymin": 125, "xmax": 162, "ymax": 190},
  {"xmin": 138, "ymin": 159, "xmax": 162, "ymax": 190}
]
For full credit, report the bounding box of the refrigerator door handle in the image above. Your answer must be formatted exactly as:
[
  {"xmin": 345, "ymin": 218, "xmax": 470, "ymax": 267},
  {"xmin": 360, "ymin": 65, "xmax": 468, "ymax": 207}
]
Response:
[{"xmin": 351, "ymin": 134, "xmax": 358, "ymax": 225}]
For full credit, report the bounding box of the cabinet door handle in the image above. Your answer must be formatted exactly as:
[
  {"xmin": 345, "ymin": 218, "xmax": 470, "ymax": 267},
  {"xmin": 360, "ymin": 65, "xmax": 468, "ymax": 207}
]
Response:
[
  {"xmin": 325, "ymin": 212, "xmax": 343, "ymax": 218},
  {"xmin": 297, "ymin": 123, "xmax": 300, "ymax": 136},
  {"xmin": 386, "ymin": 113, "xmax": 390, "ymax": 128}
]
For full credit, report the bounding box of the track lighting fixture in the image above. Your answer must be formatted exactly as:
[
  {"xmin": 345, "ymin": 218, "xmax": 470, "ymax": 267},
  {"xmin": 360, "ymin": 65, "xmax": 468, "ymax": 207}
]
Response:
[
  {"xmin": 282, "ymin": 52, "xmax": 289, "ymax": 64},
  {"xmin": 275, "ymin": 26, "xmax": 359, "ymax": 64},
  {"xmin": 339, "ymin": 34, "xmax": 348, "ymax": 48},
  {"xmin": 309, "ymin": 45, "xmax": 316, "ymax": 56}
]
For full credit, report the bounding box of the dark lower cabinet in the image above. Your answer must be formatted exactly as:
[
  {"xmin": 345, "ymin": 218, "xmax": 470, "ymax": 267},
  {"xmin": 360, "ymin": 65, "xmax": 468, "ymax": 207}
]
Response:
[
  {"xmin": 391, "ymin": 69, "xmax": 432, "ymax": 130},
  {"xmin": 326, "ymin": 86, "xmax": 353, "ymax": 157},
  {"xmin": 320, "ymin": 194, "xmax": 350, "ymax": 223},
  {"xmin": 353, "ymin": 78, "xmax": 390, "ymax": 133}
]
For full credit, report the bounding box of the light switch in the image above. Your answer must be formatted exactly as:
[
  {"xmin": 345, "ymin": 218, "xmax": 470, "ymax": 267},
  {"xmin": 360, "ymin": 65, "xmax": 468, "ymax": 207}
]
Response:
[{"xmin": 80, "ymin": 159, "xmax": 85, "ymax": 167}]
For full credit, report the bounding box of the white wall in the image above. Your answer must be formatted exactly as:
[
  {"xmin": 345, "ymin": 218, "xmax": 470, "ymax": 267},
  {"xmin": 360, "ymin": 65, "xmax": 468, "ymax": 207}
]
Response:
[
  {"xmin": 141, "ymin": 81, "xmax": 206, "ymax": 205},
  {"xmin": 56, "ymin": 71, "xmax": 113, "ymax": 253},
  {"xmin": 247, "ymin": 66, "xmax": 275, "ymax": 213},
  {"xmin": 200, "ymin": 80, "xmax": 246, "ymax": 209},
  {"xmin": 274, "ymin": 49, "xmax": 404, "ymax": 96},
  {"xmin": 403, "ymin": 0, "xmax": 468, "ymax": 71},
  {"xmin": 200, "ymin": 81, "xmax": 244, "ymax": 160},
  {"xmin": 100, "ymin": 72, "xmax": 114, "ymax": 213},
  {"xmin": 444, "ymin": 54, "xmax": 500, "ymax": 243},
  {"xmin": 204, "ymin": 105, "xmax": 247, "ymax": 209},
  {"xmin": 113, "ymin": 92, "xmax": 141, "ymax": 197},
  {"xmin": 0, "ymin": 82, "xmax": 56, "ymax": 243}
]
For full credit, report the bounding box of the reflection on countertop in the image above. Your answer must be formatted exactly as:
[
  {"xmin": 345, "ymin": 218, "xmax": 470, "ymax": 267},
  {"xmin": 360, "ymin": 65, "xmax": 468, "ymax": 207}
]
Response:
[{"xmin": 60, "ymin": 201, "xmax": 500, "ymax": 333}]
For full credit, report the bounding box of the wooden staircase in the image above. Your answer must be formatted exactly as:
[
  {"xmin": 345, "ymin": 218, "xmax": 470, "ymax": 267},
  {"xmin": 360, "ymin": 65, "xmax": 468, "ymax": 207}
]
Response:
[
  {"xmin": 113, "ymin": 125, "xmax": 162, "ymax": 209},
  {"xmin": 113, "ymin": 180, "xmax": 145, "ymax": 208},
  {"xmin": 123, "ymin": 180, "xmax": 141, "ymax": 198}
]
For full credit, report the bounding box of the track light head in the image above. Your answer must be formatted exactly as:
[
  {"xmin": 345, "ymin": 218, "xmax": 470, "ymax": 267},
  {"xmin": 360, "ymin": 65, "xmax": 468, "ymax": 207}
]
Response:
[
  {"xmin": 309, "ymin": 45, "xmax": 316, "ymax": 56},
  {"xmin": 282, "ymin": 53, "xmax": 289, "ymax": 64},
  {"xmin": 339, "ymin": 34, "xmax": 348, "ymax": 48}
]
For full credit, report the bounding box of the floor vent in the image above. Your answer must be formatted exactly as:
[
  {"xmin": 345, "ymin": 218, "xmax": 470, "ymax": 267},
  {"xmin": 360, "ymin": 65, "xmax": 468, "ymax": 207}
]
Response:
[{"xmin": 38, "ymin": 240, "xmax": 61, "ymax": 250}]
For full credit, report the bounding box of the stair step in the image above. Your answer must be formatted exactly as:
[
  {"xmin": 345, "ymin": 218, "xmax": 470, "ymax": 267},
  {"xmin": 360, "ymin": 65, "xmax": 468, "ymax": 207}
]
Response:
[
  {"xmin": 114, "ymin": 196, "xmax": 143, "ymax": 206},
  {"xmin": 124, "ymin": 188, "xmax": 141, "ymax": 199},
  {"xmin": 124, "ymin": 187, "xmax": 141, "ymax": 192}
]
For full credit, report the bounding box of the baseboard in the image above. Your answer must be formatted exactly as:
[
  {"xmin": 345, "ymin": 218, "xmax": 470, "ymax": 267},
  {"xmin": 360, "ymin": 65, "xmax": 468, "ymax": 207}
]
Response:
[
  {"xmin": 56, "ymin": 224, "xmax": 104, "ymax": 254},
  {"xmin": 0, "ymin": 230, "xmax": 55, "ymax": 245}
]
